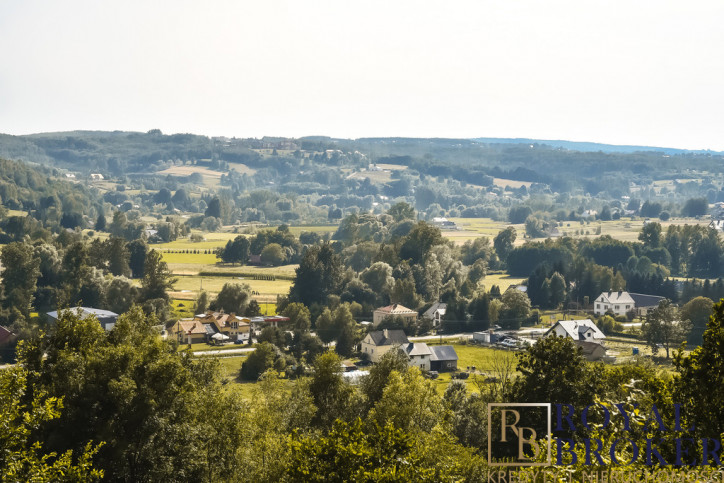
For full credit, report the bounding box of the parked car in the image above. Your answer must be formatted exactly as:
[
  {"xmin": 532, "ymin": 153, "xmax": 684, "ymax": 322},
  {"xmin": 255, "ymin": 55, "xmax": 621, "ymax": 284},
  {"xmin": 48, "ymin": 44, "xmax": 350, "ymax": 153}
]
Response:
[{"xmin": 425, "ymin": 371, "xmax": 439, "ymax": 379}]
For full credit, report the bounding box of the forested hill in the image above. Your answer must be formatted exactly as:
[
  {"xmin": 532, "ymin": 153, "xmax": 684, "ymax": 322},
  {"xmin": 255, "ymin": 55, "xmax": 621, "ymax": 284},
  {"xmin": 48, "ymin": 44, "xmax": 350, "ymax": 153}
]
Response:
[
  {"xmin": 472, "ymin": 137, "xmax": 724, "ymax": 155},
  {"xmin": 2, "ymin": 130, "xmax": 723, "ymax": 178},
  {"xmin": 0, "ymin": 158, "xmax": 100, "ymax": 213},
  {"xmin": 2, "ymin": 131, "xmax": 724, "ymax": 227}
]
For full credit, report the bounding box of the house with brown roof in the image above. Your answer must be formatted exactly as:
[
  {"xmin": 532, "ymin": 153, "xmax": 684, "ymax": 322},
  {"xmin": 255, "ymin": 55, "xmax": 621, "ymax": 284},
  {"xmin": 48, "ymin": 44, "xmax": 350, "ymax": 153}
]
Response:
[
  {"xmin": 170, "ymin": 319, "xmax": 209, "ymax": 344},
  {"xmin": 372, "ymin": 303, "xmax": 417, "ymax": 327},
  {"xmin": 195, "ymin": 311, "xmax": 251, "ymax": 338}
]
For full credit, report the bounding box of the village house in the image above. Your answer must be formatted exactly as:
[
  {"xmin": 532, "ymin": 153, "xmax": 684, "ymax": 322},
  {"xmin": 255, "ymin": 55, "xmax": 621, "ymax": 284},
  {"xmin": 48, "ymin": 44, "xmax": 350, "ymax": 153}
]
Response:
[
  {"xmin": 628, "ymin": 293, "xmax": 666, "ymax": 316},
  {"xmin": 545, "ymin": 319, "xmax": 608, "ymax": 361},
  {"xmin": 170, "ymin": 319, "xmax": 209, "ymax": 344},
  {"xmin": 545, "ymin": 319, "xmax": 606, "ymax": 342},
  {"xmin": 404, "ymin": 342, "xmax": 432, "ymax": 370},
  {"xmin": 361, "ymin": 329, "xmax": 409, "ymax": 363},
  {"xmin": 194, "ymin": 311, "xmax": 251, "ymax": 338},
  {"xmin": 372, "ymin": 303, "xmax": 417, "ymax": 327},
  {"xmin": 422, "ymin": 302, "xmax": 446, "ymax": 328},
  {"xmin": 361, "ymin": 329, "xmax": 459, "ymax": 371},
  {"xmin": 431, "ymin": 217, "xmax": 458, "ymax": 230},
  {"xmin": 593, "ymin": 291, "xmax": 635, "ymax": 316},
  {"xmin": 429, "ymin": 345, "xmax": 458, "ymax": 372},
  {"xmin": 593, "ymin": 291, "xmax": 665, "ymax": 317},
  {"xmin": 47, "ymin": 307, "xmax": 119, "ymax": 331}
]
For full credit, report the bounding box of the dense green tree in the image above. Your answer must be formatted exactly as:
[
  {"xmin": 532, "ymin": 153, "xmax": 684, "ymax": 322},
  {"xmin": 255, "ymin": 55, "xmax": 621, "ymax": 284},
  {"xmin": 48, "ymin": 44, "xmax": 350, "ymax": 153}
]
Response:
[
  {"xmin": 289, "ymin": 244, "xmax": 343, "ymax": 306},
  {"xmin": 140, "ymin": 249, "xmax": 176, "ymax": 302},
  {"xmin": 105, "ymin": 276, "xmax": 138, "ymax": 314},
  {"xmin": 0, "ymin": 367, "xmax": 104, "ymax": 482},
  {"xmin": 508, "ymin": 205, "xmax": 532, "ymax": 224},
  {"xmin": 127, "ymin": 238, "xmax": 148, "ymax": 278},
  {"xmin": 390, "ymin": 274, "xmax": 423, "ymax": 310},
  {"xmin": 282, "ymin": 302, "xmax": 311, "ymax": 334},
  {"xmin": 360, "ymin": 348, "xmax": 409, "ymax": 407},
  {"xmin": 679, "ymin": 296, "xmax": 714, "ymax": 344},
  {"xmin": 261, "ymin": 243, "xmax": 285, "ymax": 266},
  {"xmin": 681, "ymin": 197, "xmax": 708, "ymax": 217},
  {"xmin": 205, "ymin": 197, "xmax": 222, "ymax": 218},
  {"xmin": 387, "ymin": 201, "xmax": 415, "ymax": 222},
  {"xmin": 309, "ymin": 351, "xmax": 357, "ymax": 428},
  {"xmin": 467, "ymin": 293, "xmax": 491, "ymax": 331},
  {"xmin": 287, "ymin": 418, "xmax": 475, "ymax": 482},
  {"xmin": 1, "ymin": 242, "xmax": 40, "ymax": 317},
  {"xmin": 548, "ymin": 272, "xmax": 566, "ymax": 308},
  {"xmin": 499, "ymin": 288, "xmax": 531, "ymax": 329},
  {"xmin": 212, "ymin": 283, "xmax": 251, "ymax": 314},
  {"xmin": 674, "ymin": 299, "xmax": 724, "ymax": 441},
  {"xmin": 19, "ymin": 306, "xmax": 220, "ymax": 481},
  {"xmin": 399, "ymin": 222, "xmax": 444, "ymax": 264},
  {"xmin": 258, "ymin": 326, "xmax": 287, "ymax": 348},
  {"xmin": 510, "ymin": 336, "xmax": 604, "ymax": 407},
  {"xmin": 219, "ymin": 235, "xmax": 250, "ymax": 265},
  {"xmin": 638, "ymin": 221, "xmax": 662, "ymax": 248},
  {"xmin": 240, "ymin": 342, "xmax": 282, "ymax": 381},
  {"xmin": 195, "ymin": 290, "xmax": 209, "ymax": 314},
  {"xmin": 107, "ymin": 237, "xmax": 131, "ymax": 277},
  {"xmin": 641, "ymin": 299, "xmax": 692, "ymax": 358},
  {"xmin": 368, "ymin": 367, "xmax": 445, "ymax": 433},
  {"xmin": 94, "ymin": 212, "xmax": 106, "ymax": 231},
  {"xmin": 108, "ymin": 210, "xmax": 127, "ymax": 237},
  {"xmin": 333, "ymin": 304, "xmax": 358, "ymax": 357},
  {"xmin": 493, "ymin": 227, "xmax": 517, "ymax": 267}
]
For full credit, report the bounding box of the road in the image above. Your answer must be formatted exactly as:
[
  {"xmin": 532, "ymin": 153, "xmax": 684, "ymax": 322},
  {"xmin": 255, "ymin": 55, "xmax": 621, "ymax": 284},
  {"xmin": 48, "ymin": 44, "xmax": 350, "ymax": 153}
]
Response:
[{"xmin": 192, "ymin": 347, "xmax": 256, "ymax": 357}]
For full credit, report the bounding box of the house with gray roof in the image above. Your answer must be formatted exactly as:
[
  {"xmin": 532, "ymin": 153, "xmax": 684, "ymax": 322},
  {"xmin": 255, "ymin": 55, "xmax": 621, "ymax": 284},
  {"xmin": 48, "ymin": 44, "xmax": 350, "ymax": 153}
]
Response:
[
  {"xmin": 404, "ymin": 342, "xmax": 432, "ymax": 370},
  {"xmin": 47, "ymin": 307, "xmax": 119, "ymax": 331},
  {"xmin": 422, "ymin": 302, "xmax": 446, "ymax": 328},
  {"xmin": 361, "ymin": 329, "xmax": 410, "ymax": 363},
  {"xmin": 429, "ymin": 345, "xmax": 458, "ymax": 372},
  {"xmin": 545, "ymin": 319, "xmax": 608, "ymax": 361},
  {"xmin": 545, "ymin": 319, "xmax": 606, "ymax": 342},
  {"xmin": 594, "ymin": 291, "xmax": 666, "ymax": 317},
  {"xmin": 628, "ymin": 293, "xmax": 666, "ymax": 316},
  {"xmin": 593, "ymin": 291, "xmax": 635, "ymax": 316}
]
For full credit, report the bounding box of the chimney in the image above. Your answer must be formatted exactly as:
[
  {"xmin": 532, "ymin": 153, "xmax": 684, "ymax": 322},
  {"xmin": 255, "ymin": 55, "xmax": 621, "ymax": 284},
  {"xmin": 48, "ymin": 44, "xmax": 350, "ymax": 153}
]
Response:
[{"xmin": 383, "ymin": 329, "xmax": 389, "ymax": 338}]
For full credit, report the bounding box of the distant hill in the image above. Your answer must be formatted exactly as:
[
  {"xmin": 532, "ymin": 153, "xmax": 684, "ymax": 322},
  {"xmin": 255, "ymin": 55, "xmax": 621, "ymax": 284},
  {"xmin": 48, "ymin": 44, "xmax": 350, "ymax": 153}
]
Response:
[{"xmin": 471, "ymin": 137, "xmax": 724, "ymax": 155}]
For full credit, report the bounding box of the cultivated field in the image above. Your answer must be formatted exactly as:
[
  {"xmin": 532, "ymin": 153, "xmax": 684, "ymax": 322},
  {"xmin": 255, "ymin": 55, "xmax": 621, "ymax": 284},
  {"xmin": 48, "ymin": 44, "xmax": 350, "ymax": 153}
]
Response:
[{"xmin": 157, "ymin": 165, "xmax": 225, "ymax": 186}]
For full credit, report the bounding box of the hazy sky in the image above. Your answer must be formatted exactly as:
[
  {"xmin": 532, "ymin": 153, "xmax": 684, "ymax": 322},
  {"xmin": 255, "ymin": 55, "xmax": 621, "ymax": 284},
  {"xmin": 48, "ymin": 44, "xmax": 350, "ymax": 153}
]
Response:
[{"xmin": 1, "ymin": 1, "xmax": 723, "ymax": 150}]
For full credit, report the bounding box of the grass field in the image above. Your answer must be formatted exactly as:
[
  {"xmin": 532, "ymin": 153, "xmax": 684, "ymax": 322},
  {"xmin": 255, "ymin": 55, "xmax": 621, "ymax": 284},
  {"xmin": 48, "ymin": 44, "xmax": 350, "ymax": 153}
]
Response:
[
  {"xmin": 154, "ymin": 232, "xmax": 240, "ymax": 250},
  {"xmin": 226, "ymin": 161, "xmax": 257, "ymax": 175},
  {"xmin": 157, "ymin": 165, "xmax": 224, "ymax": 186},
  {"xmin": 171, "ymin": 275, "xmax": 291, "ymax": 302},
  {"xmin": 482, "ymin": 272, "xmax": 526, "ymax": 292}
]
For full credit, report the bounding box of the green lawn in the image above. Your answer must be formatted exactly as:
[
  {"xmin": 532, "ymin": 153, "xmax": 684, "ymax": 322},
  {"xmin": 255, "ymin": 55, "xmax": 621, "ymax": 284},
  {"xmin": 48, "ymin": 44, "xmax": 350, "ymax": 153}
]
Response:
[
  {"xmin": 171, "ymin": 276, "xmax": 291, "ymax": 302},
  {"xmin": 425, "ymin": 343, "xmax": 518, "ymax": 394},
  {"xmin": 482, "ymin": 272, "xmax": 526, "ymax": 292}
]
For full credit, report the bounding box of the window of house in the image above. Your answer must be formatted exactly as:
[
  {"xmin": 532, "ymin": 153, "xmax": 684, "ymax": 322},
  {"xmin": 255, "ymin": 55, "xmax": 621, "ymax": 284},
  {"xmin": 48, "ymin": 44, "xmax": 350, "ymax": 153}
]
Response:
[{"xmin": 596, "ymin": 304, "xmax": 600, "ymax": 309}]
